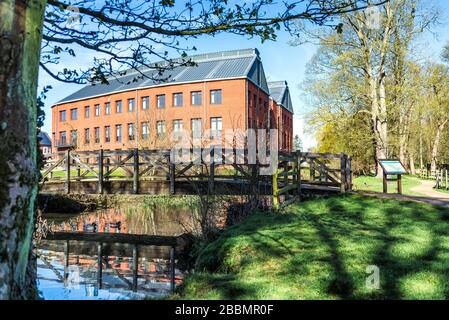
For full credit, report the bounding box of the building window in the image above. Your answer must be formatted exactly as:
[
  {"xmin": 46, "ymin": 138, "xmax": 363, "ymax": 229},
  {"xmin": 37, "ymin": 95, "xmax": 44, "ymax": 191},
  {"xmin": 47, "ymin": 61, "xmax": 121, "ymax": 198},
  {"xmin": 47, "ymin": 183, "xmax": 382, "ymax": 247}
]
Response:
[
  {"xmin": 142, "ymin": 96, "xmax": 149, "ymax": 110},
  {"xmin": 70, "ymin": 108, "xmax": 78, "ymax": 120},
  {"xmin": 211, "ymin": 117, "xmax": 222, "ymax": 138},
  {"xmin": 105, "ymin": 102, "xmax": 111, "ymax": 115},
  {"xmin": 128, "ymin": 98, "xmax": 135, "ymax": 112},
  {"xmin": 70, "ymin": 130, "xmax": 78, "ymax": 146},
  {"xmin": 59, "ymin": 131, "xmax": 67, "ymax": 145},
  {"xmin": 116, "ymin": 100, "xmax": 122, "ymax": 113},
  {"xmin": 156, "ymin": 121, "xmax": 166, "ymax": 137},
  {"xmin": 128, "ymin": 123, "xmax": 135, "ymax": 141},
  {"xmin": 173, "ymin": 93, "xmax": 183, "ymax": 107},
  {"xmin": 141, "ymin": 122, "xmax": 149, "ymax": 140},
  {"xmin": 116, "ymin": 124, "xmax": 122, "ymax": 142},
  {"xmin": 172, "ymin": 120, "xmax": 183, "ymax": 139},
  {"xmin": 84, "ymin": 128, "xmax": 90, "ymax": 144},
  {"xmin": 60, "ymin": 110, "xmax": 66, "ymax": 122},
  {"xmin": 191, "ymin": 118, "xmax": 202, "ymax": 139},
  {"xmin": 157, "ymin": 94, "xmax": 165, "ymax": 108},
  {"xmin": 85, "ymin": 106, "xmax": 90, "ymax": 118},
  {"xmin": 105, "ymin": 126, "xmax": 111, "ymax": 143},
  {"xmin": 191, "ymin": 91, "xmax": 202, "ymax": 106},
  {"xmin": 210, "ymin": 89, "xmax": 222, "ymax": 104},
  {"xmin": 94, "ymin": 127, "xmax": 100, "ymax": 143},
  {"xmin": 95, "ymin": 104, "xmax": 100, "ymax": 117}
]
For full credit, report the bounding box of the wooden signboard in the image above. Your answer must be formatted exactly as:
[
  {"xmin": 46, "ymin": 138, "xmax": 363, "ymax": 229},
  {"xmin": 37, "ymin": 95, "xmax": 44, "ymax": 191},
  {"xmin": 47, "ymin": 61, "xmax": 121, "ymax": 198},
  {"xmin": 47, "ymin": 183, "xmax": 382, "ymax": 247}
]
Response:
[{"xmin": 379, "ymin": 160, "xmax": 407, "ymax": 194}]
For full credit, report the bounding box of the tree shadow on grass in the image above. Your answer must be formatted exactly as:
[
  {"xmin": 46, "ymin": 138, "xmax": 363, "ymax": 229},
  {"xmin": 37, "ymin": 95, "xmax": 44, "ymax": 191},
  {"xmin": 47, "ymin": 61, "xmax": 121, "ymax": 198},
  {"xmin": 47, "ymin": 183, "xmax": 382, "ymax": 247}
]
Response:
[{"xmin": 188, "ymin": 195, "xmax": 449, "ymax": 299}]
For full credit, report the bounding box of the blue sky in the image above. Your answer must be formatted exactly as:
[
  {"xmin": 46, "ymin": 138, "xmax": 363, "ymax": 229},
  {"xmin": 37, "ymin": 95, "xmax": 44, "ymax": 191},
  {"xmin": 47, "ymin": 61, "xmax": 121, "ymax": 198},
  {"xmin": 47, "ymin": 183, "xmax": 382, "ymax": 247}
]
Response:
[{"xmin": 38, "ymin": 1, "xmax": 449, "ymax": 151}]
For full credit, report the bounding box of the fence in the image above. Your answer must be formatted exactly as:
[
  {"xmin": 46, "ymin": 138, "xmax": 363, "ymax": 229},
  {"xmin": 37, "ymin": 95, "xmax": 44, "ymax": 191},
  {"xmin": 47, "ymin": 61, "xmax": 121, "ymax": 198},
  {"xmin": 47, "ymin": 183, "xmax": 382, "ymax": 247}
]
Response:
[{"xmin": 40, "ymin": 148, "xmax": 352, "ymax": 206}]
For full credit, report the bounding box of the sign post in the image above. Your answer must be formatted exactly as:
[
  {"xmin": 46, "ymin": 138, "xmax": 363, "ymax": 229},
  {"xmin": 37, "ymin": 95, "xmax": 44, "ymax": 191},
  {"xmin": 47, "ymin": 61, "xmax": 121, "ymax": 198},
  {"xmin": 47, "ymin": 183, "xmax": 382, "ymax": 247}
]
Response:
[{"xmin": 379, "ymin": 160, "xmax": 407, "ymax": 194}]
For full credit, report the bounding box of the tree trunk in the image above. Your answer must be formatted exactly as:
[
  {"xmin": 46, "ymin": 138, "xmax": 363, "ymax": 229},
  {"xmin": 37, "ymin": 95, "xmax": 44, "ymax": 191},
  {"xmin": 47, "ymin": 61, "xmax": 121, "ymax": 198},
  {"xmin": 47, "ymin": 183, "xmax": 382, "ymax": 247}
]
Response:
[
  {"xmin": 372, "ymin": 76, "xmax": 388, "ymax": 178},
  {"xmin": 431, "ymin": 120, "xmax": 448, "ymax": 173},
  {"xmin": 419, "ymin": 124, "xmax": 424, "ymax": 170},
  {"xmin": 0, "ymin": 0, "xmax": 46, "ymax": 299},
  {"xmin": 409, "ymin": 153, "xmax": 416, "ymax": 175}
]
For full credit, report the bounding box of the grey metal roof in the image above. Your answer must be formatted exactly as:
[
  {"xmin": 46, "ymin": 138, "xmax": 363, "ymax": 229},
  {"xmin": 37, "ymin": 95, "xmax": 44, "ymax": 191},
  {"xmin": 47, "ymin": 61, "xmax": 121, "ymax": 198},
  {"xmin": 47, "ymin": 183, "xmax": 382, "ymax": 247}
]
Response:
[
  {"xmin": 56, "ymin": 48, "xmax": 270, "ymax": 105},
  {"xmin": 38, "ymin": 131, "xmax": 52, "ymax": 146},
  {"xmin": 268, "ymin": 81, "xmax": 294, "ymax": 113}
]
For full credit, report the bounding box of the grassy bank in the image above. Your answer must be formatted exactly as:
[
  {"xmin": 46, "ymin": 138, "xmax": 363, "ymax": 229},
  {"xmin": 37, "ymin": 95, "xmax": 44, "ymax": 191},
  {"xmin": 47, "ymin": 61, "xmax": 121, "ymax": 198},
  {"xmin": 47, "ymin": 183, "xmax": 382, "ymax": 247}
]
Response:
[
  {"xmin": 177, "ymin": 194, "xmax": 449, "ymax": 299},
  {"xmin": 353, "ymin": 175, "xmax": 424, "ymax": 196}
]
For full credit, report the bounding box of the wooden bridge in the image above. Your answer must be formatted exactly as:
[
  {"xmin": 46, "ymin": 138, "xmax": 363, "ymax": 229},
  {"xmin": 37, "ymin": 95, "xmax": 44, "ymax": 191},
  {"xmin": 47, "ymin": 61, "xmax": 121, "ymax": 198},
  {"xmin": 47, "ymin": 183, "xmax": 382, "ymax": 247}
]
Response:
[
  {"xmin": 39, "ymin": 231, "xmax": 185, "ymax": 293},
  {"xmin": 40, "ymin": 148, "xmax": 352, "ymax": 206}
]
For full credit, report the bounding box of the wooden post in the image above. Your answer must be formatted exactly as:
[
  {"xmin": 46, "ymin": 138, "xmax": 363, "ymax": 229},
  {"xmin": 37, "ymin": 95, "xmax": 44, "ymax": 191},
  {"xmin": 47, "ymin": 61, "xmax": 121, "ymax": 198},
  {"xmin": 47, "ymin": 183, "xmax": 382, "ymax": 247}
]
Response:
[
  {"xmin": 340, "ymin": 153, "xmax": 346, "ymax": 193},
  {"xmin": 383, "ymin": 172, "xmax": 388, "ymax": 193},
  {"xmin": 348, "ymin": 157, "xmax": 353, "ymax": 191},
  {"xmin": 65, "ymin": 149, "xmax": 71, "ymax": 194},
  {"xmin": 251, "ymin": 162, "xmax": 259, "ymax": 195},
  {"xmin": 170, "ymin": 246, "xmax": 176, "ymax": 294},
  {"xmin": 296, "ymin": 152, "xmax": 301, "ymax": 196},
  {"xmin": 98, "ymin": 149, "xmax": 104, "ymax": 194},
  {"xmin": 64, "ymin": 240, "xmax": 69, "ymax": 285},
  {"xmin": 169, "ymin": 162, "xmax": 176, "ymax": 195},
  {"xmin": 272, "ymin": 168, "xmax": 279, "ymax": 209},
  {"xmin": 397, "ymin": 174, "xmax": 402, "ymax": 195},
  {"xmin": 133, "ymin": 148, "xmax": 139, "ymax": 194},
  {"xmin": 97, "ymin": 243, "xmax": 103, "ymax": 289},
  {"xmin": 310, "ymin": 159, "xmax": 315, "ymax": 182},
  {"xmin": 132, "ymin": 244, "xmax": 138, "ymax": 292},
  {"xmin": 105, "ymin": 158, "xmax": 110, "ymax": 181},
  {"xmin": 446, "ymin": 169, "xmax": 449, "ymax": 190},
  {"xmin": 208, "ymin": 147, "xmax": 215, "ymax": 194}
]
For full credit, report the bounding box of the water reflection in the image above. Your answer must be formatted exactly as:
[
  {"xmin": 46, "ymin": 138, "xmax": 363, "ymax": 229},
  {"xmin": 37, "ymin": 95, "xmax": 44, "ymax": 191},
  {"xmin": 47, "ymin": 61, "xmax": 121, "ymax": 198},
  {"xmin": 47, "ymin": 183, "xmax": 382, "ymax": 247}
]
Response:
[
  {"xmin": 37, "ymin": 204, "xmax": 196, "ymax": 300},
  {"xmin": 47, "ymin": 205, "xmax": 198, "ymax": 235}
]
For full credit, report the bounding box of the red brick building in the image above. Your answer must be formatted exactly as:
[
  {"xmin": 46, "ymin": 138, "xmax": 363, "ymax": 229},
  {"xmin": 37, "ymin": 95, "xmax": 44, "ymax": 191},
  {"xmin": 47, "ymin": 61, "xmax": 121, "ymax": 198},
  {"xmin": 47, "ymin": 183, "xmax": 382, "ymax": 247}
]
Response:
[
  {"xmin": 52, "ymin": 49, "xmax": 293, "ymax": 152},
  {"xmin": 268, "ymin": 81, "xmax": 294, "ymax": 151}
]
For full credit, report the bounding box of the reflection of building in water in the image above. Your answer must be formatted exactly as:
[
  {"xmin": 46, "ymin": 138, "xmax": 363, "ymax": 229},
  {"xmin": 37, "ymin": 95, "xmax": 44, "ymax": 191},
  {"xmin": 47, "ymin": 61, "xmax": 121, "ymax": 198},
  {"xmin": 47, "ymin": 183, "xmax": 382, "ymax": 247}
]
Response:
[
  {"xmin": 37, "ymin": 248, "xmax": 182, "ymax": 298},
  {"xmin": 51, "ymin": 206, "xmax": 197, "ymax": 236}
]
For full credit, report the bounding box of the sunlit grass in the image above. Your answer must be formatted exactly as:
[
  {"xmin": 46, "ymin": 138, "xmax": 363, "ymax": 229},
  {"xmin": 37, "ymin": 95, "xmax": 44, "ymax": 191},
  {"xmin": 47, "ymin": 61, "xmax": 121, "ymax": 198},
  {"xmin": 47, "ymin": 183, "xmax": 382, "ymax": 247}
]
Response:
[
  {"xmin": 353, "ymin": 175, "xmax": 425, "ymax": 196},
  {"xmin": 177, "ymin": 195, "xmax": 449, "ymax": 299}
]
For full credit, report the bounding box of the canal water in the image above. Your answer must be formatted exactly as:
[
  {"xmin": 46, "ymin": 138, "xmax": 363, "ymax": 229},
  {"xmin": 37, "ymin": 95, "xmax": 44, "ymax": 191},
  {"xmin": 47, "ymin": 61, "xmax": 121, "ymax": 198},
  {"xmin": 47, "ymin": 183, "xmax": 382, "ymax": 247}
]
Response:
[{"xmin": 37, "ymin": 204, "xmax": 199, "ymax": 300}]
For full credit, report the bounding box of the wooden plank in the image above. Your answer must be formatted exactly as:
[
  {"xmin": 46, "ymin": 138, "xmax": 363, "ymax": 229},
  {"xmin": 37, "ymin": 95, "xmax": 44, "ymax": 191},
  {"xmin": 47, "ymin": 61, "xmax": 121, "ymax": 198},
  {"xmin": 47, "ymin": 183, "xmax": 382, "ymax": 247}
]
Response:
[
  {"xmin": 41, "ymin": 157, "xmax": 65, "ymax": 179},
  {"xmin": 169, "ymin": 163, "xmax": 176, "ymax": 195},
  {"xmin": 278, "ymin": 184, "xmax": 298, "ymax": 195},
  {"xmin": 132, "ymin": 244, "xmax": 138, "ymax": 292},
  {"xmin": 64, "ymin": 240, "xmax": 69, "ymax": 284},
  {"xmin": 97, "ymin": 243, "xmax": 103, "ymax": 289},
  {"xmin": 65, "ymin": 150, "xmax": 71, "ymax": 194},
  {"xmin": 272, "ymin": 168, "xmax": 279, "ymax": 209},
  {"xmin": 170, "ymin": 247, "xmax": 176, "ymax": 293},
  {"xmin": 133, "ymin": 148, "xmax": 139, "ymax": 194},
  {"xmin": 71, "ymin": 153, "xmax": 99, "ymax": 178},
  {"xmin": 98, "ymin": 149, "xmax": 104, "ymax": 194},
  {"xmin": 300, "ymin": 152, "xmax": 342, "ymax": 159},
  {"xmin": 39, "ymin": 240, "xmax": 172, "ymax": 259},
  {"xmin": 43, "ymin": 232, "xmax": 179, "ymax": 247},
  {"xmin": 340, "ymin": 153, "xmax": 346, "ymax": 193}
]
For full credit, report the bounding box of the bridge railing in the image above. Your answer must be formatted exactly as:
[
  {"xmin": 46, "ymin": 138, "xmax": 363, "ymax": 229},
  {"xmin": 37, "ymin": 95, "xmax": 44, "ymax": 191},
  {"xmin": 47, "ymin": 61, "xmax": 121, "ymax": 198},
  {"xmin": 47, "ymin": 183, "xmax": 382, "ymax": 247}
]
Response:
[{"xmin": 40, "ymin": 148, "xmax": 352, "ymax": 200}]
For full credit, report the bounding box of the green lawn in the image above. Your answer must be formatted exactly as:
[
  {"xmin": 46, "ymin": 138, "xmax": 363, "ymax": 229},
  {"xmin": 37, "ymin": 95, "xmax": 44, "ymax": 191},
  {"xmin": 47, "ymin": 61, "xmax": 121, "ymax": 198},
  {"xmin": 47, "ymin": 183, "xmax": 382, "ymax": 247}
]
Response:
[
  {"xmin": 177, "ymin": 195, "xmax": 449, "ymax": 299},
  {"xmin": 353, "ymin": 175, "xmax": 425, "ymax": 196}
]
